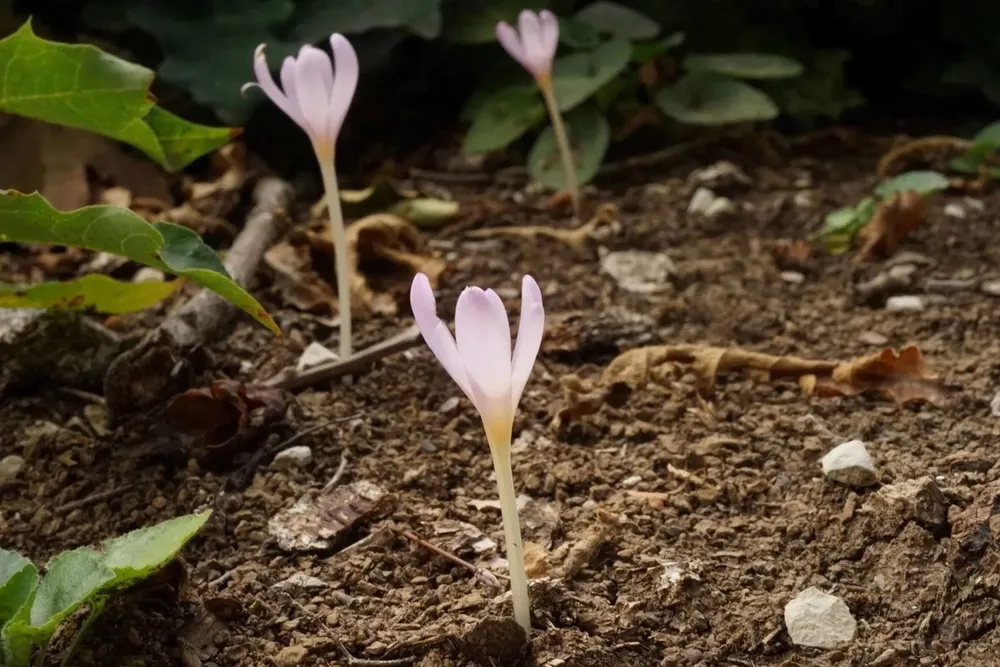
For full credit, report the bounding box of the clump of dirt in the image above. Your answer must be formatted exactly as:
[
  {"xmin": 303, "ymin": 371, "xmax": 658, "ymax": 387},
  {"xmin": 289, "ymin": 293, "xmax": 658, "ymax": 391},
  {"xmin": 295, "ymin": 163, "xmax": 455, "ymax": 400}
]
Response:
[{"xmin": 4, "ymin": 133, "xmax": 1000, "ymax": 667}]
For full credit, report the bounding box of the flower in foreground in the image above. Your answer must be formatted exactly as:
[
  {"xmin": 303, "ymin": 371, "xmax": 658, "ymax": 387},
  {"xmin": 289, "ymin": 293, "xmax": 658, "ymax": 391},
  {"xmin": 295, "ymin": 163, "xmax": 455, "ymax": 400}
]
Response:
[
  {"xmin": 410, "ymin": 272, "xmax": 544, "ymax": 632},
  {"xmin": 244, "ymin": 36, "xmax": 358, "ymax": 357},
  {"xmin": 496, "ymin": 10, "xmax": 579, "ymax": 214}
]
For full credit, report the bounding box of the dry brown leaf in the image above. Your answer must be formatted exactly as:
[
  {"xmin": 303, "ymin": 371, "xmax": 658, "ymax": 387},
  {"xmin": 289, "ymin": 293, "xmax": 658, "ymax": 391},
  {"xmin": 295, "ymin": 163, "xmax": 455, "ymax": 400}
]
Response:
[
  {"xmin": 857, "ymin": 191, "xmax": 926, "ymax": 261},
  {"xmin": 771, "ymin": 240, "xmax": 811, "ymax": 271},
  {"xmin": 467, "ymin": 203, "xmax": 619, "ymax": 251},
  {"xmin": 556, "ymin": 343, "xmax": 947, "ymax": 426},
  {"xmin": 264, "ymin": 241, "xmax": 336, "ymax": 313},
  {"xmin": 800, "ymin": 345, "xmax": 947, "ymax": 406},
  {"xmin": 306, "ymin": 213, "xmax": 445, "ymax": 316}
]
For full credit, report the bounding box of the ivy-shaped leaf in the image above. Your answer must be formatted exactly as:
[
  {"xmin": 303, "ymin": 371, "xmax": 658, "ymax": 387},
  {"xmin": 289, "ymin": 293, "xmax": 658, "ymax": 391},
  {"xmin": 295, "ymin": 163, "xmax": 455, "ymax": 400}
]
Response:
[
  {"xmin": 553, "ymin": 38, "xmax": 632, "ymax": 112},
  {"xmin": 874, "ymin": 171, "xmax": 950, "ymax": 198},
  {"xmin": 0, "ymin": 192, "xmax": 278, "ymax": 334},
  {"xmin": 656, "ymin": 73, "xmax": 779, "ymax": 125},
  {"xmin": 463, "ymin": 85, "xmax": 546, "ymax": 154},
  {"xmin": 575, "ymin": 2, "xmax": 660, "ymax": 40},
  {"xmin": 683, "ymin": 53, "xmax": 805, "ymax": 79},
  {"xmin": 100, "ymin": 511, "xmax": 212, "ymax": 590},
  {"xmin": 0, "ymin": 21, "xmax": 235, "ymax": 171}
]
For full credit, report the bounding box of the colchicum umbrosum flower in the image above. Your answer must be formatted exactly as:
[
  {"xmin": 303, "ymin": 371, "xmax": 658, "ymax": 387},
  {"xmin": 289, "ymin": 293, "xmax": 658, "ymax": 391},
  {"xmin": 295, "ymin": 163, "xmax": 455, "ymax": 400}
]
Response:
[
  {"xmin": 244, "ymin": 36, "xmax": 358, "ymax": 357},
  {"xmin": 496, "ymin": 10, "xmax": 579, "ymax": 214},
  {"xmin": 410, "ymin": 273, "xmax": 544, "ymax": 632}
]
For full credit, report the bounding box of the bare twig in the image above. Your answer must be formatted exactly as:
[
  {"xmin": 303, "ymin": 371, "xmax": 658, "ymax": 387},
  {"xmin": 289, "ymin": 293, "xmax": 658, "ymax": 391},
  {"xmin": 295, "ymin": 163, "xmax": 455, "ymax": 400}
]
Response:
[
  {"xmin": 392, "ymin": 526, "xmax": 503, "ymax": 588},
  {"xmin": 321, "ymin": 449, "xmax": 350, "ymax": 494},
  {"xmin": 103, "ymin": 177, "xmax": 294, "ymax": 422},
  {"xmin": 263, "ymin": 325, "xmax": 423, "ymax": 391},
  {"xmin": 56, "ymin": 485, "xmax": 132, "ymax": 513}
]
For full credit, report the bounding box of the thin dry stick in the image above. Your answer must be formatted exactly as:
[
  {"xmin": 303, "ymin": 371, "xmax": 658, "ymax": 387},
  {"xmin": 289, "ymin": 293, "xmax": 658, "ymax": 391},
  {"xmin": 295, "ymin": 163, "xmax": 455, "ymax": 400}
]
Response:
[
  {"xmin": 321, "ymin": 449, "xmax": 349, "ymax": 494},
  {"xmin": 262, "ymin": 324, "xmax": 423, "ymax": 390},
  {"xmin": 392, "ymin": 526, "xmax": 503, "ymax": 588},
  {"xmin": 56, "ymin": 485, "xmax": 132, "ymax": 513}
]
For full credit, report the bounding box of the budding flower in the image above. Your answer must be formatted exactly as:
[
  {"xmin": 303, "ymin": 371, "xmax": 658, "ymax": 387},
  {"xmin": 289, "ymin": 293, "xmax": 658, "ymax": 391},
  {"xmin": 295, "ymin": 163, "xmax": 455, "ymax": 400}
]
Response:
[
  {"xmin": 244, "ymin": 36, "xmax": 358, "ymax": 157},
  {"xmin": 410, "ymin": 272, "xmax": 544, "ymax": 632},
  {"xmin": 244, "ymin": 35, "xmax": 359, "ymax": 358},
  {"xmin": 495, "ymin": 10, "xmax": 560, "ymax": 83}
]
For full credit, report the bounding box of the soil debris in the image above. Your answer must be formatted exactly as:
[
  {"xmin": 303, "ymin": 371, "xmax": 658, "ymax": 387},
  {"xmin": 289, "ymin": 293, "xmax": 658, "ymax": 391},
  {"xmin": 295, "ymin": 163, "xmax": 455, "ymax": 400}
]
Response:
[
  {"xmin": 164, "ymin": 380, "xmax": 290, "ymax": 450},
  {"xmin": 857, "ymin": 191, "xmax": 927, "ymax": 261},
  {"xmin": 267, "ymin": 480, "xmax": 393, "ymax": 552}
]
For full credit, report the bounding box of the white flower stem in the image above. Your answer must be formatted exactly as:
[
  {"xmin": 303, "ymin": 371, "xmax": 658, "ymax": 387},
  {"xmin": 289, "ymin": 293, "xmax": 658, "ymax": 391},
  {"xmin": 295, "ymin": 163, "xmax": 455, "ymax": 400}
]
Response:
[
  {"xmin": 539, "ymin": 79, "xmax": 579, "ymax": 216},
  {"xmin": 317, "ymin": 155, "xmax": 352, "ymax": 358},
  {"xmin": 489, "ymin": 441, "xmax": 531, "ymax": 632}
]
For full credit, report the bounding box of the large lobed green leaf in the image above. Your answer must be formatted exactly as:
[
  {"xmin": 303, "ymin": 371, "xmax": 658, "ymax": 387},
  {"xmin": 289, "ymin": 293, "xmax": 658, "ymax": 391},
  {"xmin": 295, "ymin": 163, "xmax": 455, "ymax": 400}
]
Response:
[
  {"xmin": 0, "ymin": 275, "xmax": 181, "ymax": 313},
  {"xmin": 0, "ymin": 21, "xmax": 236, "ymax": 172},
  {"xmin": 656, "ymin": 73, "xmax": 779, "ymax": 125},
  {"xmin": 553, "ymin": 37, "xmax": 632, "ymax": 112},
  {"xmin": 0, "ymin": 192, "xmax": 278, "ymax": 334}
]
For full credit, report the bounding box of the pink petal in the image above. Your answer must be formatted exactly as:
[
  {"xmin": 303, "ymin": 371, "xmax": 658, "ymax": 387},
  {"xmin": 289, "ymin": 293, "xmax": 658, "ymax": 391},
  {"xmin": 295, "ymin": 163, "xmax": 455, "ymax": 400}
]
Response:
[
  {"xmin": 292, "ymin": 45, "xmax": 335, "ymax": 143},
  {"xmin": 517, "ymin": 10, "xmax": 547, "ymax": 76},
  {"xmin": 250, "ymin": 44, "xmax": 302, "ymax": 127},
  {"xmin": 496, "ymin": 21, "xmax": 527, "ymax": 70},
  {"xmin": 280, "ymin": 56, "xmax": 305, "ymax": 127},
  {"xmin": 510, "ymin": 275, "xmax": 544, "ymax": 411},
  {"xmin": 538, "ymin": 10, "xmax": 559, "ymax": 69},
  {"xmin": 327, "ymin": 34, "xmax": 359, "ymax": 141},
  {"xmin": 454, "ymin": 287, "xmax": 512, "ymax": 407},
  {"xmin": 410, "ymin": 274, "xmax": 474, "ymax": 402}
]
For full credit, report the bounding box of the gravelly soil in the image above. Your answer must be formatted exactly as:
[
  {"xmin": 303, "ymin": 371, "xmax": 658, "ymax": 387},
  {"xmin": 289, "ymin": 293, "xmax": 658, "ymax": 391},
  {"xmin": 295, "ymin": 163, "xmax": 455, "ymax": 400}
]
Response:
[{"xmin": 3, "ymin": 131, "xmax": 1000, "ymax": 667}]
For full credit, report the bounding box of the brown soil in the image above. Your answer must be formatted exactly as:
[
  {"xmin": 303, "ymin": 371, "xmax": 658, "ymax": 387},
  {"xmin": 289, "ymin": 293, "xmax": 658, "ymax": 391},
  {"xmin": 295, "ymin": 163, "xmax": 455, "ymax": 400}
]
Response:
[{"xmin": 4, "ymin": 131, "xmax": 1000, "ymax": 667}]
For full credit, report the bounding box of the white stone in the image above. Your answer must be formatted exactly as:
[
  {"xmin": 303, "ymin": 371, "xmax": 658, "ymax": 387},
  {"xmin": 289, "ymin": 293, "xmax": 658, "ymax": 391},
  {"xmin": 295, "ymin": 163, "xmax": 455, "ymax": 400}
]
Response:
[
  {"xmin": 780, "ymin": 271, "xmax": 805, "ymax": 284},
  {"xmin": 885, "ymin": 295, "xmax": 925, "ymax": 312},
  {"xmin": 0, "ymin": 455, "xmax": 25, "ymax": 483},
  {"xmin": 270, "ymin": 445, "xmax": 313, "ymax": 471},
  {"xmin": 133, "ymin": 267, "xmax": 166, "ymax": 283},
  {"xmin": 600, "ymin": 250, "xmax": 676, "ymax": 294},
  {"xmin": 784, "ymin": 587, "xmax": 857, "ymax": 649},
  {"xmin": 822, "ymin": 440, "xmax": 878, "ymax": 487},
  {"xmin": 943, "ymin": 203, "xmax": 965, "ymax": 219},
  {"xmin": 271, "ymin": 572, "xmax": 329, "ymax": 591},
  {"xmin": 991, "ymin": 391, "xmax": 1000, "ymax": 417},
  {"xmin": 687, "ymin": 187, "xmax": 736, "ymax": 218},
  {"xmin": 688, "ymin": 160, "xmax": 751, "ymax": 187},
  {"xmin": 295, "ymin": 342, "xmax": 338, "ymax": 372},
  {"xmin": 981, "ymin": 280, "xmax": 1000, "ymax": 297}
]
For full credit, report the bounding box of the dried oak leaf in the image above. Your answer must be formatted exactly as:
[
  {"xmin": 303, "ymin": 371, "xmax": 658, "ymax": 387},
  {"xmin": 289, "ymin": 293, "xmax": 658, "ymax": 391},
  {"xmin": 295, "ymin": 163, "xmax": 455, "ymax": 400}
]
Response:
[
  {"xmin": 800, "ymin": 345, "xmax": 947, "ymax": 406},
  {"xmin": 857, "ymin": 191, "xmax": 925, "ymax": 261},
  {"xmin": 307, "ymin": 213, "xmax": 446, "ymax": 316},
  {"xmin": 164, "ymin": 380, "xmax": 288, "ymax": 448}
]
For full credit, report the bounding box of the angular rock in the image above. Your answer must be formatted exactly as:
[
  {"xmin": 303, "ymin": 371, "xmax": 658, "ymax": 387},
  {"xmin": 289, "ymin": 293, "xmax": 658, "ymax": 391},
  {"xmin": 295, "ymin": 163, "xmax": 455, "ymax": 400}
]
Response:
[
  {"xmin": 600, "ymin": 250, "xmax": 676, "ymax": 294},
  {"xmin": 873, "ymin": 477, "xmax": 948, "ymax": 529},
  {"xmin": 296, "ymin": 342, "xmax": 338, "ymax": 372},
  {"xmin": 0, "ymin": 454, "xmax": 25, "ymax": 484},
  {"xmin": 270, "ymin": 572, "xmax": 329, "ymax": 592},
  {"xmin": 270, "ymin": 445, "xmax": 313, "ymax": 471},
  {"xmin": 784, "ymin": 587, "xmax": 857, "ymax": 649},
  {"xmin": 822, "ymin": 440, "xmax": 878, "ymax": 487},
  {"xmin": 687, "ymin": 187, "xmax": 736, "ymax": 218}
]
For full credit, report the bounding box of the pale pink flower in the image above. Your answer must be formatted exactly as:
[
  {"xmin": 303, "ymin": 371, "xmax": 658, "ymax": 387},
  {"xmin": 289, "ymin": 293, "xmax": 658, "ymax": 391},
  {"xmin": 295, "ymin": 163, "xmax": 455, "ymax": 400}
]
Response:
[
  {"xmin": 243, "ymin": 35, "xmax": 359, "ymax": 155},
  {"xmin": 410, "ymin": 273, "xmax": 544, "ymax": 444},
  {"xmin": 496, "ymin": 10, "xmax": 560, "ymax": 81}
]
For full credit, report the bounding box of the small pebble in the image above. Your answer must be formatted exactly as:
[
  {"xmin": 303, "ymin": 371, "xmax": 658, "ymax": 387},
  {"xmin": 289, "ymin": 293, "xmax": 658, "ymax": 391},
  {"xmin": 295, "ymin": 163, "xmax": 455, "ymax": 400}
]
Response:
[
  {"xmin": 296, "ymin": 342, "xmax": 338, "ymax": 372},
  {"xmin": 981, "ymin": 280, "xmax": 1000, "ymax": 297},
  {"xmin": 780, "ymin": 271, "xmax": 805, "ymax": 284},
  {"xmin": 274, "ymin": 645, "xmax": 308, "ymax": 667},
  {"xmin": 439, "ymin": 396, "xmax": 460, "ymax": 414},
  {"xmin": 784, "ymin": 587, "xmax": 857, "ymax": 649},
  {"xmin": 859, "ymin": 331, "xmax": 889, "ymax": 346},
  {"xmin": 822, "ymin": 440, "xmax": 878, "ymax": 487},
  {"xmin": 687, "ymin": 187, "xmax": 736, "ymax": 218},
  {"xmin": 990, "ymin": 392, "xmax": 1000, "ymax": 417},
  {"xmin": 133, "ymin": 267, "xmax": 166, "ymax": 283},
  {"xmin": 270, "ymin": 445, "xmax": 313, "ymax": 471},
  {"xmin": 885, "ymin": 295, "xmax": 925, "ymax": 312},
  {"xmin": 0, "ymin": 455, "xmax": 25, "ymax": 483},
  {"xmin": 943, "ymin": 202, "xmax": 965, "ymax": 219}
]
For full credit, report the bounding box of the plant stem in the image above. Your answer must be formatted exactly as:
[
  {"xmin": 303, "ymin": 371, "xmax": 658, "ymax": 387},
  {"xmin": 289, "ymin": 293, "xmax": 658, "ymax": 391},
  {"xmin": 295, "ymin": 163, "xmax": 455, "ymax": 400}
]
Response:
[
  {"xmin": 59, "ymin": 597, "xmax": 106, "ymax": 667},
  {"xmin": 489, "ymin": 442, "xmax": 530, "ymax": 632},
  {"xmin": 318, "ymin": 156, "xmax": 352, "ymax": 358},
  {"xmin": 539, "ymin": 81, "xmax": 580, "ymax": 216}
]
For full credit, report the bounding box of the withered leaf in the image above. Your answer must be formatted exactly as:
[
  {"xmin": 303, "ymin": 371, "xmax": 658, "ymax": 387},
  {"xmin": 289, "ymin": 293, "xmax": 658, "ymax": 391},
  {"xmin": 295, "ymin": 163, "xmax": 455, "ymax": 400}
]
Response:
[
  {"xmin": 801, "ymin": 345, "xmax": 948, "ymax": 406},
  {"xmin": 857, "ymin": 191, "xmax": 925, "ymax": 261},
  {"xmin": 164, "ymin": 380, "xmax": 288, "ymax": 448}
]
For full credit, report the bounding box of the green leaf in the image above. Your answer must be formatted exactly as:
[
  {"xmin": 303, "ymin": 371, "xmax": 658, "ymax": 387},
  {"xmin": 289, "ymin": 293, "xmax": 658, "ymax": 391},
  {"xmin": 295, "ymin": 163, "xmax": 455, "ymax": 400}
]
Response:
[
  {"xmin": 528, "ymin": 105, "xmax": 609, "ymax": 190},
  {"xmin": 553, "ymin": 37, "xmax": 632, "ymax": 112},
  {"xmin": 575, "ymin": 1, "xmax": 660, "ymax": 41},
  {"xmin": 0, "ymin": 192, "xmax": 278, "ymax": 334},
  {"xmin": 875, "ymin": 171, "xmax": 950, "ymax": 198},
  {"xmin": 766, "ymin": 50, "xmax": 864, "ymax": 122},
  {"xmin": 100, "ymin": 511, "xmax": 211, "ymax": 589},
  {"xmin": 815, "ymin": 197, "xmax": 876, "ymax": 253},
  {"xmin": 656, "ymin": 73, "xmax": 779, "ymax": 125},
  {"xmin": 822, "ymin": 206, "xmax": 861, "ymax": 234},
  {"xmin": 559, "ymin": 18, "xmax": 604, "ymax": 50},
  {"xmin": 0, "ymin": 21, "xmax": 235, "ymax": 172},
  {"xmin": 972, "ymin": 120, "xmax": 1000, "ymax": 146},
  {"xmin": 631, "ymin": 32, "xmax": 685, "ymax": 64},
  {"xmin": 25, "ymin": 548, "xmax": 113, "ymax": 631},
  {"xmin": 0, "ymin": 275, "xmax": 181, "ymax": 313},
  {"xmin": 289, "ymin": 0, "xmax": 443, "ymax": 41},
  {"xmin": 684, "ymin": 53, "xmax": 805, "ymax": 80},
  {"xmin": 463, "ymin": 85, "xmax": 546, "ymax": 154},
  {"xmin": 0, "ymin": 550, "xmax": 37, "ymax": 626}
]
